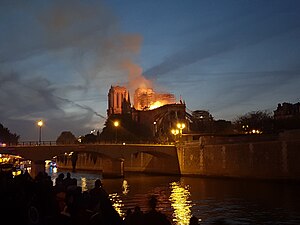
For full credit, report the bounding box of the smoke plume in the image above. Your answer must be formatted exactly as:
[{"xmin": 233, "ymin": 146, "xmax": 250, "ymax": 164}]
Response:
[{"xmin": 0, "ymin": 0, "xmax": 148, "ymax": 139}]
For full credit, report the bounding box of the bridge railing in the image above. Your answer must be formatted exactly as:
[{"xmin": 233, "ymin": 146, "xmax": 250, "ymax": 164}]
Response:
[
  {"xmin": 13, "ymin": 141, "xmax": 57, "ymax": 146},
  {"xmin": 4, "ymin": 140, "xmax": 176, "ymax": 147}
]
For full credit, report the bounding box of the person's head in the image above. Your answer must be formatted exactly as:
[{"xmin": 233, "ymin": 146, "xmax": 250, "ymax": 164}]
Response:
[
  {"xmin": 148, "ymin": 195, "xmax": 157, "ymax": 210},
  {"xmin": 66, "ymin": 172, "xmax": 71, "ymax": 178},
  {"xmin": 95, "ymin": 179, "xmax": 102, "ymax": 188}
]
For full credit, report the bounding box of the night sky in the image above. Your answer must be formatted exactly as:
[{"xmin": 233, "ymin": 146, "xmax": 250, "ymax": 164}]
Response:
[{"xmin": 1, "ymin": 0, "xmax": 300, "ymax": 141}]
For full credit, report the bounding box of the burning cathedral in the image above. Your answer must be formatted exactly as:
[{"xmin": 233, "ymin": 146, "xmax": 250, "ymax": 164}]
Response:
[{"xmin": 107, "ymin": 85, "xmax": 187, "ymax": 141}]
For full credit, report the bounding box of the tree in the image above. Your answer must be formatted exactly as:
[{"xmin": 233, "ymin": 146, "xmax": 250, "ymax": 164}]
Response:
[
  {"xmin": 234, "ymin": 111, "xmax": 274, "ymax": 134},
  {"xmin": 56, "ymin": 131, "xmax": 78, "ymax": 145},
  {"xmin": 0, "ymin": 123, "xmax": 19, "ymax": 145},
  {"xmin": 213, "ymin": 120, "xmax": 234, "ymax": 134},
  {"xmin": 81, "ymin": 133, "xmax": 98, "ymax": 143},
  {"xmin": 100, "ymin": 114, "xmax": 152, "ymax": 143}
]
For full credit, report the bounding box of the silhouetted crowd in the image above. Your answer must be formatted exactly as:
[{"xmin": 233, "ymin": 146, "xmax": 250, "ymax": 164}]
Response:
[{"xmin": 0, "ymin": 169, "xmax": 227, "ymax": 225}]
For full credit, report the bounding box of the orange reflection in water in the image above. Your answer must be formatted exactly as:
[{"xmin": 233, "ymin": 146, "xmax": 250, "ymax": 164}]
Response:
[
  {"xmin": 169, "ymin": 181, "xmax": 194, "ymax": 225},
  {"xmin": 81, "ymin": 177, "xmax": 88, "ymax": 192},
  {"xmin": 109, "ymin": 193, "xmax": 124, "ymax": 217}
]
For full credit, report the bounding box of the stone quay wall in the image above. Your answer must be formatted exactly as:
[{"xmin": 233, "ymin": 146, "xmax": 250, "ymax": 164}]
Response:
[
  {"xmin": 55, "ymin": 130, "xmax": 300, "ymax": 180},
  {"xmin": 179, "ymin": 130, "xmax": 300, "ymax": 180}
]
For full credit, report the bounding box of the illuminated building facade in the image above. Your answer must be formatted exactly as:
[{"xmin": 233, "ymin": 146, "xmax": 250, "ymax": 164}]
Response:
[
  {"xmin": 132, "ymin": 103, "xmax": 186, "ymax": 140},
  {"xmin": 107, "ymin": 85, "xmax": 186, "ymax": 141},
  {"xmin": 107, "ymin": 86, "xmax": 131, "ymax": 116}
]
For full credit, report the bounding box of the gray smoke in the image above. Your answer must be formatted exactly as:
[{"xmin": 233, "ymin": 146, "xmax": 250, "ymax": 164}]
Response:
[{"xmin": 0, "ymin": 0, "xmax": 142, "ymax": 139}]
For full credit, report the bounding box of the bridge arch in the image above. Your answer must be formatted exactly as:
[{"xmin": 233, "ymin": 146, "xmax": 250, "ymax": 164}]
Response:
[
  {"xmin": 0, "ymin": 143, "xmax": 180, "ymax": 176},
  {"xmin": 55, "ymin": 150, "xmax": 124, "ymax": 177}
]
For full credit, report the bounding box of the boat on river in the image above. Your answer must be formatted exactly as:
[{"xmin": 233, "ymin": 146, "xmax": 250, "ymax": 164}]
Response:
[{"xmin": 0, "ymin": 163, "xmax": 22, "ymax": 176}]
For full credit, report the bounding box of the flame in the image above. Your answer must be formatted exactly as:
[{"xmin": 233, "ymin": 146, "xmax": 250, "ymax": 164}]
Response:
[{"xmin": 149, "ymin": 101, "xmax": 164, "ymax": 110}]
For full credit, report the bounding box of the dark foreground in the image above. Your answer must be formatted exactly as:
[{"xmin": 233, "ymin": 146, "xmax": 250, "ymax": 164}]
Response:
[
  {"xmin": 2, "ymin": 168, "xmax": 300, "ymax": 225},
  {"xmin": 1, "ymin": 170, "xmax": 214, "ymax": 225}
]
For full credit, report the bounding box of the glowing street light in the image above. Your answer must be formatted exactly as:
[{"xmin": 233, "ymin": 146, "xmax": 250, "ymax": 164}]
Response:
[
  {"xmin": 153, "ymin": 121, "xmax": 157, "ymax": 137},
  {"xmin": 176, "ymin": 122, "xmax": 186, "ymax": 144},
  {"xmin": 171, "ymin": 129, "xmax": 180, "ymax": 142},
  {"xmin": 113, "ymin": 120, "xmax": 119, "ymax": 143},
  {"xmin": 176, "ymin": 122, "xmax": 186, "ymax": 135},
  {"xmin": 37, "ymin": 120, "xmax": 43, "ymax": 145}
]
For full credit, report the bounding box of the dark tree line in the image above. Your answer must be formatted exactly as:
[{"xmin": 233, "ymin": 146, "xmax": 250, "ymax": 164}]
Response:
[
  {"xmin": 190, "ymin": 110, "xmax": 300, "ymax": 135},
  {"xmin": 100, "ymin": 114, "xmax": 152, "ymax": 143},
  {"xmin": 234, "ymin": 111, "xmax": 274, "ymax": 134},
  {"xmin": 55, "ymin": 114, "xmax": 153, "ymax": 144},
  {"xmin": 0, "ymin": 123, "xmax": 19, "ymax": 145}
]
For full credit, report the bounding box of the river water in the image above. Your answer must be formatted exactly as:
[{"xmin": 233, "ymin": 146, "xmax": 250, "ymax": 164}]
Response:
[{"xmin": 48, "ymin": 168, "xmax": 300, "ymax": 225}]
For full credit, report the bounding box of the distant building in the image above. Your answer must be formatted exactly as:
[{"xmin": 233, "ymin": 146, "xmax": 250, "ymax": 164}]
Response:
[
  {"xmin": 191, "ymin": 110, "xmax": 213, "ymax": 121},
  {"xmin": 273, "ymin": 102, "xmax": 300, "ymax": 130},
  {"xmin": 106, "ymin": 85, "xmax": 186, "ymax": 141},
  {"xmin": 132, "ymin": 103, "xmax": 186, "ymax": 140},
  {"xmin": 107, "ymin": 86, "xmax": 131, "ymax": 117},
  {"xmin": 274, "ymin": 102, "xmax": 300, "ymax": 120}
]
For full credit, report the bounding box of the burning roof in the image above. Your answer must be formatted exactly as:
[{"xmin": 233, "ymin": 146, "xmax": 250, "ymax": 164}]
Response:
[{"xmin": 134, "ymin": 88, "xmax": 176, "ymax": 110}]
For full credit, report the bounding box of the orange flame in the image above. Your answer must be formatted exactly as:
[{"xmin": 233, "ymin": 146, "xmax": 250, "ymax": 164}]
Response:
[{"xmin": 149, "ymin": 101, "xmax": 165, "ymax": 110}]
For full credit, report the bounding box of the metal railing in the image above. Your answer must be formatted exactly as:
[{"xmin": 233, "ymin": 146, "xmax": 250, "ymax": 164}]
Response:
[
  {"xmin": 3, "ymin": 140, "xmax": 177, "ymax": 147},
  {"xmin": 8, "ymin": 141, "xmax": 57, "ymax": 146}
]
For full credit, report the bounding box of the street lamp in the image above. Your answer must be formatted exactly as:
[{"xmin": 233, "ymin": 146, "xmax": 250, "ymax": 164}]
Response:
[
  {"xmin": 37, "ymin": 120, "xmax": 43, "ymax": 145},
  {"xmin": 176, "ymin": 122, "xmax": 186, "ymax": 135},
  {"xmin": 113, "ymin": 121, "xmax": 119, "ymax": 143},
  {"xmin": 176, "ymin": 122, "xmax": 186, "ymax": 143},
  {"xmin": 171, "ymin": 129, "xmax": 179, "ymax": 143},
  {"xmin": 153, "ymin": 121, "xmax": 157, "ymax": 137}
]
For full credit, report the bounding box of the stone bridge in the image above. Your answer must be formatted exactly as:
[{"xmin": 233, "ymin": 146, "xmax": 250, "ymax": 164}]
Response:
[
  {"xmin": 0, "ymin": 144, "xmax": 180, "ymax": 177},
  {"xmin": 3, "ymin": 130, "xmax": 300, "ymax": 180}
]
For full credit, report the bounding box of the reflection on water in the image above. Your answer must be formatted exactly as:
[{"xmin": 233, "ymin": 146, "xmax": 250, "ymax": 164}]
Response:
[
  {"xmin": 109, "ymin": 193, "xmax": 124, "ymax": 217},
  {"xmin": 169, "ymin": 181, "xmax": 194, "ymax": 225},
  {"xmin": 81, "ymin": 177, "xmax": 88, "ymax": 192},
  {"xmin": 122, "ymin": 179, "xmax": 129, "ymax": 195},
  {"xmin": 47, "ymin": 169, "xmax": 300, "ymax": 224}
]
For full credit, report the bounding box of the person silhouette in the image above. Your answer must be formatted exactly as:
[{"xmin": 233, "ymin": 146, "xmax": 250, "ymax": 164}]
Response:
[
  {"xmin": 55, "ymin": 173, "xmax": 65, "ymax": 192},
  {"xmin": 131, "ymin": 206, "xmax": 143, "ymax": 225},
  {"xmin": 63, "ymin": 172, "xmax": 73, "ymax": 189},
  {"xmin": 89, "ymin": 179, "xmax": 108, "ymax": 212},
  {"xmin": 88, "ymin": 179, "xmax": 122, "ymax": 225},
  {"xmin": 144, "ymin": 195, "xmax": 171, "ymax": 225}
]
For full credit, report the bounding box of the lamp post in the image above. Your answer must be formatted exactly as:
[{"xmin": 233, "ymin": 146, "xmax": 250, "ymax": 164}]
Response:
[
  {"xmin": 176, "ymin": 122, "xmax": 186, "ymax": 143},
  {"xmin": 153, "ymin": 121, "xmax": 157, "ymax": 138},
  {"xmin": 171, "ymin": 129, "xmax": 179, "ymax": 143},
  {"xmin": 176, "ymin": 122, "xmax": 186, "ymax": 135},
  {"xmin": 37, "ymin": 120, "xmax": 43, "ymax": 145},
  {"xmin": 113, "ymin": 121, "xmax": 119, "ymax": 144}
]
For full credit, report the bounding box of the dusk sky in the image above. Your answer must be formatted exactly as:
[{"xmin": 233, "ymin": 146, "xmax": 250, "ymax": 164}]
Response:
[{"xmin": 1, "ymin": 0, "xmax": 300, "ymax": 141}]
